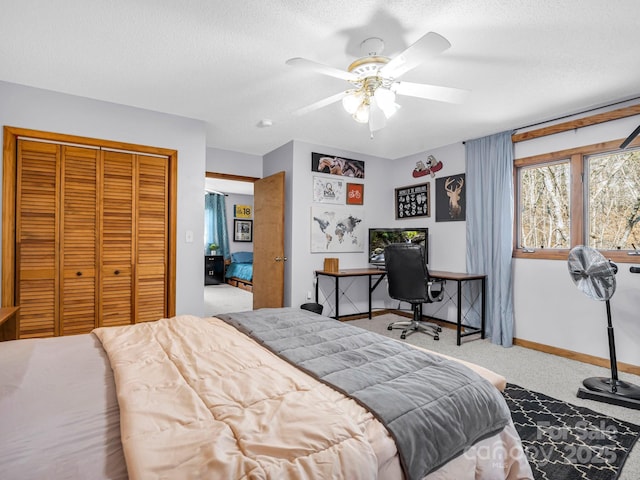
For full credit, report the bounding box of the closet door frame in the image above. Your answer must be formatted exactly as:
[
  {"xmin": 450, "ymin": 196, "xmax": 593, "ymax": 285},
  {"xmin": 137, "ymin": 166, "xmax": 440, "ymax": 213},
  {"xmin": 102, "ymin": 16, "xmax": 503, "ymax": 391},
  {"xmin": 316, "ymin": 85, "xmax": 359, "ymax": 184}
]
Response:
[{"xmin": 2, "ymin": 126, "xmax": 177, "ymax": 336}]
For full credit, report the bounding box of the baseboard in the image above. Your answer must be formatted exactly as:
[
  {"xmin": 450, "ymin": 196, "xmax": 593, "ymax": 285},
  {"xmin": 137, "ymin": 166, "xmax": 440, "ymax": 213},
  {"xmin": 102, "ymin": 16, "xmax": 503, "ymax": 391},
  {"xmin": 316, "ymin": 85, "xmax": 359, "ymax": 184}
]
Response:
[{"xmin": 513, "ymin": 337, "xmax": 640, "ymax": 376}]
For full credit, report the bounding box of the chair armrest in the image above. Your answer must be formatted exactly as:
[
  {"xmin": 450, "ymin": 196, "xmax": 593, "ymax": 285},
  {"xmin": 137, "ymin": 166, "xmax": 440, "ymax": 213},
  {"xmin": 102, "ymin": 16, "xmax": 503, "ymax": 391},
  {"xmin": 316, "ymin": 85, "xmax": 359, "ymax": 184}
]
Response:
[{"xmin": 427, "ymin": 279, "xmax": 445, "ymax": 302}]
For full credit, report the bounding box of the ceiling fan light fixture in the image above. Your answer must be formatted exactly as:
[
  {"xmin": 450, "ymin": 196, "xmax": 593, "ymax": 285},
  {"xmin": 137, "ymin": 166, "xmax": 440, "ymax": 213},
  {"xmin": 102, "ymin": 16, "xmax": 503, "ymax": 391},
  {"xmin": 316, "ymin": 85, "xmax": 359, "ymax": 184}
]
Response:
[
  {"xmin": 353, "ymin": 101, "xmax": 370, "ymax": 123},
  {"xmin": 374, "ymin": 87, "xmax": 399, "ymax": 118},
  {"xmin": 342, "ymin": 90, "xmax": 363, "ymax": 114}
]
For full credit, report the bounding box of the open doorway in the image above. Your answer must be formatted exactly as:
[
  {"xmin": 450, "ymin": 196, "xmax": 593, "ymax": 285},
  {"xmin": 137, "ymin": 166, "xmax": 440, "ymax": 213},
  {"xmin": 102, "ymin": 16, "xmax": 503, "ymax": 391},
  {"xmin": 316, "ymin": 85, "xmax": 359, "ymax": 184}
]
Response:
[{"xmin": 204, "ymin": 172, "xmax": 257, "ymax": 316}]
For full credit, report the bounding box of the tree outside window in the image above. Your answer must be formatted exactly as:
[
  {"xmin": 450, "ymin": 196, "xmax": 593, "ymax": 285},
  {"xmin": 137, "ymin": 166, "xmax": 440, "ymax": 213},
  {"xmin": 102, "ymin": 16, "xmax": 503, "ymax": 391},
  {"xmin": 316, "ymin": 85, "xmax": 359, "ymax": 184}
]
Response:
[
  {"xmin": 515, "ymin": 140, "xmax": 640, "ymax": 262},
  {"xmin": 587, "ymin": 149, "xmax": 640, "ymax": 250}
]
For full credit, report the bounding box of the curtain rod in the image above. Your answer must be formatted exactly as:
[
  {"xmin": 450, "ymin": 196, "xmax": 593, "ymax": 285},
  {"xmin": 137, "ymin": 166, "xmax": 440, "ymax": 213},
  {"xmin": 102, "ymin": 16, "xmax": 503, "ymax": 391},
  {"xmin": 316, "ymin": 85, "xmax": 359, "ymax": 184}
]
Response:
[{"xmin": 514, "ymin": 95, "xmax": 640, "ymax": 132}]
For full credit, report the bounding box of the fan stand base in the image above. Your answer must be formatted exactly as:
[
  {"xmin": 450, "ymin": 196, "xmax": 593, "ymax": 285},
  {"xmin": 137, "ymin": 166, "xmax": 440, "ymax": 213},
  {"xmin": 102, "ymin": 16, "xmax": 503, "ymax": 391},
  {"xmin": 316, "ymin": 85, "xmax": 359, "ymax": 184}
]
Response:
[{"xmin": 577, "ymin": 377, "xmax": 640, "ymax": 410}]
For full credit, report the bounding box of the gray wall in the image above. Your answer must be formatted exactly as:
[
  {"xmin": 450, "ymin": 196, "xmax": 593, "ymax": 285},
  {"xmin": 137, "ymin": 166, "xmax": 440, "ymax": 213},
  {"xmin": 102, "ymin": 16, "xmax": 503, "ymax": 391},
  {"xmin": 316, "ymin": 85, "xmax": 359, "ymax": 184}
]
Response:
[{"xmin": 0, "ymin": 81, "xmax": 207, "ymax": 317}]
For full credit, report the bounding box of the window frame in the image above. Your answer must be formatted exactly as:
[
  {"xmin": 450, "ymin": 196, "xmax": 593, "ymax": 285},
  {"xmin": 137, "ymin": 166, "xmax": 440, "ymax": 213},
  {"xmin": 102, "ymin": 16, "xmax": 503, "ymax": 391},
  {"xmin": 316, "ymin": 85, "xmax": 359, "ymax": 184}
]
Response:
[{"xmin": 513, "ymin": 138, "xmax": 640, "ymax": 263}]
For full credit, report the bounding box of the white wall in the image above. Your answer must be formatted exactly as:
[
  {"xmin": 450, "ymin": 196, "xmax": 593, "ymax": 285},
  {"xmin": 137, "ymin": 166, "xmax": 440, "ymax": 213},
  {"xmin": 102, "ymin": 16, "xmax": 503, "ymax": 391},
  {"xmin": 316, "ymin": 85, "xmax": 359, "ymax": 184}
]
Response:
[
  {"xmin": 288, "ymin": 141, "xmax": 390, "ymax": 314},
  {"xmin": 263, "ymin": 141, "xmax": 294, "ymax": 305},
  {"xmin": 384, "ymin": 114, "xmax": 640, "ymax": 367},
  {"xmin": 225, "ymin": 193, "xmax": 254, "ymax": 254},
  {"xmin": 387, "ymin": 142, "xmax": 468, "ymax": 323},
  {"xmin": 512, "ymin": 113, "xmax": 640, "ymax": 367},
  {"xmin": 0, "ymin": 81, "xmax": 207, "ymax": 317},
  {"xmin": 206, "ymin": 147, "xmax": 262, "ymax": 178}
]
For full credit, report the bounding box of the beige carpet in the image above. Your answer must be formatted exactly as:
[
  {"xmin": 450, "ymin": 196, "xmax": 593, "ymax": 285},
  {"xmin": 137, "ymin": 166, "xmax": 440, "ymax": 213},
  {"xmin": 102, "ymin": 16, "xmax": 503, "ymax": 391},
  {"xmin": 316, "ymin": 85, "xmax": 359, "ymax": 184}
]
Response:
[
  {"xmin": 204, "ymin": 284, "xmax": 252, "ymax": 316},
  {"xmin": 349, "ymin": 313, "xmax": 640, "ymax": 480}
]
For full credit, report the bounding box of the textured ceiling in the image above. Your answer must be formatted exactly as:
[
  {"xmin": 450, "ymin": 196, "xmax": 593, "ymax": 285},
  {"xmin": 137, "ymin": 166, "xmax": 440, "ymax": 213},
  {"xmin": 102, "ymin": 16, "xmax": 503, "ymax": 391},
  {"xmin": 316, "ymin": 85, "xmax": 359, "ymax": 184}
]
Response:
[{"xmin": 2, "ymin": 1, "xmax": 640, "ymax": 159}]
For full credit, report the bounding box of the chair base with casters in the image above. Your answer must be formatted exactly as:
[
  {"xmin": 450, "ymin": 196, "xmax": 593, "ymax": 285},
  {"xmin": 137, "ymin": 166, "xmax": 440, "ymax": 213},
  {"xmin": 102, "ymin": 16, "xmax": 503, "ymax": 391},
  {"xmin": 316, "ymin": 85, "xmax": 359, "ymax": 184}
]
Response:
[{"xmin": 388, "ymin": 303, "xmax": 442, "ymax": 340}]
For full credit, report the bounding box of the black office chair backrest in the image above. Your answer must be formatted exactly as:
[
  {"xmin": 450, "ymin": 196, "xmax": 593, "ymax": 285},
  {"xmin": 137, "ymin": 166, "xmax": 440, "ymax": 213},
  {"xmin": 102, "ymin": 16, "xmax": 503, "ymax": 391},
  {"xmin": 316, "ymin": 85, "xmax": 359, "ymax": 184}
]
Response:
[{"xmin": 384, "ymin": 243, "xmax": 429, "ymax": 304}]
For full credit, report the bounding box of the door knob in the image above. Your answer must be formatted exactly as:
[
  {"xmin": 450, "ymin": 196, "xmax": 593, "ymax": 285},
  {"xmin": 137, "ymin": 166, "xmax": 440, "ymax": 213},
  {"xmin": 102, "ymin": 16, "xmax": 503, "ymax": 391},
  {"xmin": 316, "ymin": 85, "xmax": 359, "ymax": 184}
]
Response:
[{"xmin": 274, "ymin": 256, "xmax": 288, "ymax": 262}]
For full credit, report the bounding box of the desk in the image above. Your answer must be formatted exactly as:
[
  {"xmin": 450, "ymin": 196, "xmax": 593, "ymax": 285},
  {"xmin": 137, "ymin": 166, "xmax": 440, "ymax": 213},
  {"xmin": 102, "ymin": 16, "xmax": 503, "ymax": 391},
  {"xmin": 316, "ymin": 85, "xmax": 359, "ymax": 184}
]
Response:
[
  {"xmin": 429, "ymin": 270, "xmax": 486, "ymax": 346},
  {"xmin": 315, "ymin": 268, "xmax": 387, "ymax": 320}
]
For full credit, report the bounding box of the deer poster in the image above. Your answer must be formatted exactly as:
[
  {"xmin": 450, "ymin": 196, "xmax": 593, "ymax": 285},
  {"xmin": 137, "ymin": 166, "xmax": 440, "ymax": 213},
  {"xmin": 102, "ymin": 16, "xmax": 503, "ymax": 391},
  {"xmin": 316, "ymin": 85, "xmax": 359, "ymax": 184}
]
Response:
[{"xmin": 436, "ymin": 174, "xmax": 466, "ymax": 222}]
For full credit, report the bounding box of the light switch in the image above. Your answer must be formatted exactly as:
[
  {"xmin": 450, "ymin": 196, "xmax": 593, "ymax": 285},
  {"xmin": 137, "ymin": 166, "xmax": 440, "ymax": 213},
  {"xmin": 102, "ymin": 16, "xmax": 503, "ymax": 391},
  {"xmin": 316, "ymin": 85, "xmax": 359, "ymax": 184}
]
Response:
[{"xmin": 185, "ymin": 230, "xmax": 194, "ymax": 243}]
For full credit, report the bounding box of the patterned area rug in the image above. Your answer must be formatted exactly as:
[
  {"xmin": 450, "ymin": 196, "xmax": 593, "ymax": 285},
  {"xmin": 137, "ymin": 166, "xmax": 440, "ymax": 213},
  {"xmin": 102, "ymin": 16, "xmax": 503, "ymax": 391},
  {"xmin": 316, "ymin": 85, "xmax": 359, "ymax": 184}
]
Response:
[{"xmin": 504, "ymin": 384, "xmax": 640, "ymax": 480}]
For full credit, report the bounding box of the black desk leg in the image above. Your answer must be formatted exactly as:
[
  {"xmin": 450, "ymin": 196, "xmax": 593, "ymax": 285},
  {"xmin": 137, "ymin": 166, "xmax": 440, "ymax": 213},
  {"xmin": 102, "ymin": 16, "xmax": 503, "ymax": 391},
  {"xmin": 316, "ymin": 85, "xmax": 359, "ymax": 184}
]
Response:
[
  {"xmin": 481, "ymin": 277, "xmax": 486, "ymax": 339},
  {"xmin": 315, "ymin": 273, "xmax": 319, "ymax": 303},
  {"xmin": 335, "ymin": 276, "xmax": 340, "ymax": 320},
  {"xmin": 368, "ymin": 275, "xmax": 372, "ymax": 319},
  {"xmin": 456, "ymin": 280, "xmax": 462, "ymax": 346}
]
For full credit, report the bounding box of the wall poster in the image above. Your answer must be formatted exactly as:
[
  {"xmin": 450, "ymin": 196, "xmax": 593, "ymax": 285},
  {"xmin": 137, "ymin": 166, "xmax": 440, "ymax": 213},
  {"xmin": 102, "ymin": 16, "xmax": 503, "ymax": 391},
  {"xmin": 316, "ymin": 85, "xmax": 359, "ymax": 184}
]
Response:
[
  {"xmin": 436, "ymin": 174, "xmax": 466, "ymax": 222},
  {"xmin": 395, "ymin": 182, "xmax": 430, "ymax": 219},
  {"xmin": 346, "ymin": 183, "xmax": 364, "ymax": 205},
  {"xmin": 312, "ymin": 176, "xmax": 345, "ymax": 204},
  {"xmin": 310, "ymin": 205, "xmax": 364, "ymax": 253},
  {"xmin": 234, "ymin": 219, "xmax": 253, "ymax": 242},
  {"xmin": 234, "ymin": 204, "xmax": 252, "ymax": 218},
  {"xmin": 311, "ymin": 152, "xmax": 365, "ymax": 178}
]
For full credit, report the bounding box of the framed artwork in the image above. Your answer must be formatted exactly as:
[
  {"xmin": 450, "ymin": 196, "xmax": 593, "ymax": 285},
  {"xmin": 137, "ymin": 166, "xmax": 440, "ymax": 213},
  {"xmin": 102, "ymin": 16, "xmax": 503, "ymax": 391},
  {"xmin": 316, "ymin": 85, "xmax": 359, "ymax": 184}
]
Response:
[
  {"xmin": 436, "ymin": 174, "xmax": 466, "ymax": 222},
  {"xmin": 311, "ymin": 205, "xmax": 365, "ymax": 253},
  {"xmin": 395, "ymin": 182, "xmax": 430, "ymax": 219},
  {"xmin": 313, "ymin": 176, "xmax": 345, "ymax": 203},
  {"xmin": 311, "ymin": 152, "xmax": 365, "ymax": 178},
  {"xmin": 346, "ymin": 183, "xmax": 364, "ymax": 205},
  {"xmin": 234, "ymin": 204, "xmax": 252, "ymax": 218},
  {"xmin": 234, "ymin": 219, "xmax": 253, "ymax": 242}
]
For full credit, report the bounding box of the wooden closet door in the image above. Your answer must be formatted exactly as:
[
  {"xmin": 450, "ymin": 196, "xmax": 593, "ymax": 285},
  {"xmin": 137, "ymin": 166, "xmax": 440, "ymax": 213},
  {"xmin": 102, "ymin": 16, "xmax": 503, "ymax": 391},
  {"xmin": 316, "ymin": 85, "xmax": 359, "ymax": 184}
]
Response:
[
  {"xmin": 60, "ymin": 145, "xmax": 99, "ymax": 335},
  {"xmin": 135, "ymin": 155, "xmax": 168, "ymax": 322},
  {"xmin": 100, "ymin": 151, "xmax": 134, "ymax": 326},
  {"xmin": 15, "ymin": 140, "xmax": 59, "ymax": 338}
]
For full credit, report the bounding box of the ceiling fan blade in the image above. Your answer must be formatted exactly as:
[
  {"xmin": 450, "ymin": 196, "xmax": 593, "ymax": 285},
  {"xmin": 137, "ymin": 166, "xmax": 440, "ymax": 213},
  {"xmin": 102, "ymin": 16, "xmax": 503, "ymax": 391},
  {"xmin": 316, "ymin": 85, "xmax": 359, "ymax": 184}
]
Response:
[
  {"xmin": 394, "ymin": 81, "xmax": 470, "ymax": 104},
  {"xmin": 286, "ymin": 57, "xmax": 357, "ymax": 82},
  {"xmin": 368, "ymin": 100, "xmax": 387, "ymax": 132},
  {"xmin": 379, "ymin": 32, "xmax": 451, "ymax": 79},
  {"xmin": 291, "ymin": 91, "xmax": 347, "ymax": 117},
  {"xmin": 620, "ymin": 124, "xmax": 640, "ymax": 149}
]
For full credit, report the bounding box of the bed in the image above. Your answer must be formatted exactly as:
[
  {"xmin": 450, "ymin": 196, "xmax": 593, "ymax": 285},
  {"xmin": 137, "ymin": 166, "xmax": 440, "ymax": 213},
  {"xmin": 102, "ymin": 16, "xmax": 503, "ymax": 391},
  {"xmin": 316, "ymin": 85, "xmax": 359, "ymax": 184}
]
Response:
[
  {"xmin": 0, "ymin": 307, "xmax": 533, "ymax": 480},
  {"xmin": 225, "ymin": 250, "xmax": 253, "ymax": 289}
]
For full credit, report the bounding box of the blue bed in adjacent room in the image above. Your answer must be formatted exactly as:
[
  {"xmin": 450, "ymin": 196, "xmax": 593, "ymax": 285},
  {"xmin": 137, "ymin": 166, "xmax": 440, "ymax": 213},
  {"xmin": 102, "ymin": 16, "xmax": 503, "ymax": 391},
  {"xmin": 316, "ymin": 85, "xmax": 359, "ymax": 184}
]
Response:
[{"xmin": 225, "ymin": 251, "xmax": 253, "ymax": 289}]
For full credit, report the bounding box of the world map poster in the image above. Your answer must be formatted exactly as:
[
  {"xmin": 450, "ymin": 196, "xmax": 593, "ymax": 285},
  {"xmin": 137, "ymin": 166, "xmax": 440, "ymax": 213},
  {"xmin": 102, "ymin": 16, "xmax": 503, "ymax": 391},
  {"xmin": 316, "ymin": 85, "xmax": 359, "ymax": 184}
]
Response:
[{"xmin": 311, "ymin": 205, "xmax": 365, "ymax": 253}]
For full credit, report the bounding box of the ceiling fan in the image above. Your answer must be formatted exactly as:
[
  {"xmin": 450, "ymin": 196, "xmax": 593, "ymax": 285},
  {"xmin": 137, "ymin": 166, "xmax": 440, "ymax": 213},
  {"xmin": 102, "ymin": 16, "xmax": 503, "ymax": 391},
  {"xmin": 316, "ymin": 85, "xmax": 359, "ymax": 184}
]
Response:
[{"xmin": 286, "ymin": 32, "xmax": 470, "ymax": 136}]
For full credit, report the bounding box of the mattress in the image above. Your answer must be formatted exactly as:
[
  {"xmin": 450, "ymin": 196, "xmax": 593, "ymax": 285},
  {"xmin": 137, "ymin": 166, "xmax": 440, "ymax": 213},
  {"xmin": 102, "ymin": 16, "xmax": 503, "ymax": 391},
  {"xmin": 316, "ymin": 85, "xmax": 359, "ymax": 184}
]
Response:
[
  {"xmin": 225, "ymin": 261, "xmax": 253, "ymax": 282},
  {"xmin": 0, "ymin": 311, "xmax": 533, "ymax": 479}
]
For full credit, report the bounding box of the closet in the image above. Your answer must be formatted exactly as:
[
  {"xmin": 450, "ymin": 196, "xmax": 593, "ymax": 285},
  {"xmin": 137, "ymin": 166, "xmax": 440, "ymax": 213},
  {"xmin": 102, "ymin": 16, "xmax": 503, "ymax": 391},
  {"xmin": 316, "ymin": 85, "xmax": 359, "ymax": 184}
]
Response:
[{"xmin": 2, "ymin": 127, "xmax": 176, "ymax": 339}]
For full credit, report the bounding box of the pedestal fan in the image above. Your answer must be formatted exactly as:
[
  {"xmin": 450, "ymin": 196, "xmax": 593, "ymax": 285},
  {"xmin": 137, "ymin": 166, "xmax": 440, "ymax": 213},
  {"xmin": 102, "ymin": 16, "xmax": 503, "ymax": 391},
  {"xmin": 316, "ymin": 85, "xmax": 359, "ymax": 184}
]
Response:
[{"xmin": 568, "ymin": 245, "xmax": 640, "ymax": 410}]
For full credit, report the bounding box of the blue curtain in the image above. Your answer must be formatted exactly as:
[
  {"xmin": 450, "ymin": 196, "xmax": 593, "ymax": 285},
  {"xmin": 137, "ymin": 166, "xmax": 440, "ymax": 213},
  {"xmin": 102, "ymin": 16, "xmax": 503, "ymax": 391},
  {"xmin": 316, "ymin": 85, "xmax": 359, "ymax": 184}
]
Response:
[
  {"xmin": 204, "ymin": 193, "xmax": 230, "ymax": 260},
  {"xmin": 465, "ymin": 131, "xmax": 515, "ymax": 346}
]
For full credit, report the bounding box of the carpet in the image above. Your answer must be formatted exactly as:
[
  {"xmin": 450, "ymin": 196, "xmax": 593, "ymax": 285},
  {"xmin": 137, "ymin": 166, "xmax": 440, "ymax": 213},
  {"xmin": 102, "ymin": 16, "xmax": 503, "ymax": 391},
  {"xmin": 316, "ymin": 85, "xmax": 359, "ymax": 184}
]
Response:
[{"xmin": 503, "ymin": 384, "xmax": 640, "ymax": 480}]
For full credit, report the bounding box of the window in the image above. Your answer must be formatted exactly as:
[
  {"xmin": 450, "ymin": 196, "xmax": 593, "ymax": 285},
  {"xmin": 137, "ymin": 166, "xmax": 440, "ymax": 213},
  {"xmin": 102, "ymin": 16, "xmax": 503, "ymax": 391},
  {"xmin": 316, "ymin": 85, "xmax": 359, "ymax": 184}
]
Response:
[
  {"xmin": 586, "ymin": 149, "xmax": 640, "ymax": 250},
  {"xmin": 514, "ymin": 139, "xmax": 640, "ymax": 262},
  {"xmin": 519, "ymin": 160, "xmax": 570, "ymax": 249}
]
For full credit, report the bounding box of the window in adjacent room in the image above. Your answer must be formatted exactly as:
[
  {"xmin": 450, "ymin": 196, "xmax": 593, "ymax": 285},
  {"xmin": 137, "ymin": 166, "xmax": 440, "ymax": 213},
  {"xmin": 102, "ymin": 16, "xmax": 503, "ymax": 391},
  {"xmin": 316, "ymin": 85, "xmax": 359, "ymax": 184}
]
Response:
[{"xmin": 514, "ymin": 139, "xmax": 640, "ymax": 262}]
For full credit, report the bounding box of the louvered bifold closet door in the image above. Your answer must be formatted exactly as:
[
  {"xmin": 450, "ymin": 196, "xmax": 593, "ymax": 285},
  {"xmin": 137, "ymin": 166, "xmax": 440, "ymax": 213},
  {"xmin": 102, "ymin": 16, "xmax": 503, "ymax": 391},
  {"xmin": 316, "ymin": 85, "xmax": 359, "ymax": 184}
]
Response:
[
  {"xmin": 100, "ymin": 151, "xmax": 134, "ymax": 327},
  {"xmin": 135, "ymin": 155, "xmax": 168, "ymax": 323},
  {"xmin": 15, "ymin": 140, "xmax": 59, "ymax": 338},
  {"xmin": 60, "ymin": 146, "xmax": 99, "ymax": 335}
]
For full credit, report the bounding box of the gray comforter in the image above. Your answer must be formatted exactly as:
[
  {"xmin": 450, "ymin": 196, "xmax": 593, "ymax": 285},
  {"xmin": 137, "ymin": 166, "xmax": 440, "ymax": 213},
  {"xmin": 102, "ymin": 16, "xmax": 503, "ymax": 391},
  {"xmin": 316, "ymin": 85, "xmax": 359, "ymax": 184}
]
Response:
[{"xmin": 219, "ymin": 308, "xmax": 511, "ymax": 480}]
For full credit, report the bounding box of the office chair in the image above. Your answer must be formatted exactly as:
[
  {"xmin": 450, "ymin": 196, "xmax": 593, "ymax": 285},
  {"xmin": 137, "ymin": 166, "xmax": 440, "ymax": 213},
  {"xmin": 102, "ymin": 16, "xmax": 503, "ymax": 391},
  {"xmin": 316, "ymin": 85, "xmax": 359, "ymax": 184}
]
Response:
[{"xmin": 384, "ymin": 243, "xmax": 445, "ymax": 340}]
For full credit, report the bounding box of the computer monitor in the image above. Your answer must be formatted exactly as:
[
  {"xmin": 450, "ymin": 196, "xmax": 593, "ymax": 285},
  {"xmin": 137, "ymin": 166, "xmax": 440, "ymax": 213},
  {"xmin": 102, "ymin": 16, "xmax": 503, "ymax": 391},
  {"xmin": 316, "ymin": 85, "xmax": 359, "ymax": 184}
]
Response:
[{"xmin": 368, "ymin": 227, "xmax": 429, "ymax": 266}]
